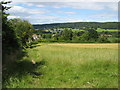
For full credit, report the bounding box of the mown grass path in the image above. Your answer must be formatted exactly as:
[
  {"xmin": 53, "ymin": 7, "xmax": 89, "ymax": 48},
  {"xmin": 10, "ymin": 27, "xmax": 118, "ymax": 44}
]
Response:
[{"xmin": 4, "ymin": 43, "xmax": 118, "ymax": 88}]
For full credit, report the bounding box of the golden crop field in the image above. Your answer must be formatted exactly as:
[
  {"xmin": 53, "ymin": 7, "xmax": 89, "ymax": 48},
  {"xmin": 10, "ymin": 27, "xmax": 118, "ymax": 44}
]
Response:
[{"xmin": 48, "ymin": 43, "xmax": 118, "ymax": 49}]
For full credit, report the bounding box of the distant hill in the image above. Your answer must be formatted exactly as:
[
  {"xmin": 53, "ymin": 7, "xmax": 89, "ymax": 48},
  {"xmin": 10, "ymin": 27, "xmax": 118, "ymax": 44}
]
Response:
[{"xmin": 33, "ymin": 22, "xmax": 118, "ymax": 30}]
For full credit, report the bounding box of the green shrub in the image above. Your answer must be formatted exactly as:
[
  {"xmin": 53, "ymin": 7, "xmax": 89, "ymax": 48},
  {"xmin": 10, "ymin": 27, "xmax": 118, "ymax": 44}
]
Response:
[{"xmin": 98, "ymin": 37, "xmax": 110, "ymax": 43}]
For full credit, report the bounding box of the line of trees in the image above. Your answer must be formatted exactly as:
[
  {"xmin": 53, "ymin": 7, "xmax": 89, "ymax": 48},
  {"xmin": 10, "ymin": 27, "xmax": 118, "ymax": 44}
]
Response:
[
  {"xmin": 1, "ymin": 1, "xmax": 34, "ymax": 64},
  {"xmin": 40, "ymin": 28, "xmax": 119, "ymax": 43},
  {"xmin": 33, "ymin": 22, "xmax": 118, "ymax": 30}
]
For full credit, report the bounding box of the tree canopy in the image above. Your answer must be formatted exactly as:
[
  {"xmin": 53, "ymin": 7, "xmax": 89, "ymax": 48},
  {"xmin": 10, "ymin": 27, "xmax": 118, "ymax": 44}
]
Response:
[{"xmin": 9, "ymin": 18, "xmax": 34, "ymax": 48}]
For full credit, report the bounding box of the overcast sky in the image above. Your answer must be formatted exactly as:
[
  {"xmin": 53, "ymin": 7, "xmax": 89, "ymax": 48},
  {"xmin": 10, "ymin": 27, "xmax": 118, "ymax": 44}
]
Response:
[{"xmin": 6, "ymin": 0, "xmax": 119, "ymax": 24}]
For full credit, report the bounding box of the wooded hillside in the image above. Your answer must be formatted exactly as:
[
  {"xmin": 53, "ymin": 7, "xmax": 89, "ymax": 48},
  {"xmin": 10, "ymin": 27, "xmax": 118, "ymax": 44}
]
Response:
[{"xmin": 33, "ymin": 22, "xmax": 118, "ymax": 30}]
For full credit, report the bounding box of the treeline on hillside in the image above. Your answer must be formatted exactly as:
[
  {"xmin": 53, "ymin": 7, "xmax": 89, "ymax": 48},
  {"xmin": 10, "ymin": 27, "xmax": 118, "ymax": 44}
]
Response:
[
  {"xmin": 36, "ymin": 28, "xmax": 119, "ymax": 43},
  {"xmin": 33, "ymin": 22, "xmax": 118, "ymax": 30},
  {"xmin": 2, "ymin": 1, "xmax": 34, "ymax": 65}
]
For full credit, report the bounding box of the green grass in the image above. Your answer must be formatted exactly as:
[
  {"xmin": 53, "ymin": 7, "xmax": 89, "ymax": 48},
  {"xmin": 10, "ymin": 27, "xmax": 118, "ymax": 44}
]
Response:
[
  {"xmin": 59, "ymin": 28, "xmax": 118, "ymax": 32},
  {"xmin": 3, "ymin": 43, "xmax": 118, "ymax": 88},
  {"xmin": 96, "ymin": 28, "xmax": 118, "ymax": 32},
  {"xmin": 59, "ymin": 28, "xmax": 84, "ymax": 32}
]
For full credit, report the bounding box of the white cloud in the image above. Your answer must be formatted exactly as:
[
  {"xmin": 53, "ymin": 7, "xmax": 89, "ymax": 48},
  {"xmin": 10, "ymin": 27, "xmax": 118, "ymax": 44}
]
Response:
[
  {"xmin": 107, "ymin": 3, "xmax": 118, "ymax": 11},
  {"xmin": 90, "ymin": 13, "xmax": 117, "ymax": 18},
  {"xmin": 88, "ymin": 13, "xmax": 118, "ymax": 22},
  {"xmin": 9, "ymin": 6, "xmax": 26, "ymax": 13},
  {"xmin": 22, "ymin": 2, "xmax": 118, "ymax": 11},
  {"xmin": 65, "ymin": 11, "xmax": 76, "ymax": 14},
  {"xmin": 7, "ymin": 5, "xmax": 47, "ymax": 16},
  {"xmin": 59, "ymin": 2, "xmax": 117, "ymax": 11},
  {"xmin": 14, "ymin": 13, "xmax": 83, "ymax": 24},
  {"xmin": 36, "ymin": 4, "xmax": 45, "ymax": 7},
  {"xmin": 56, "ymin": 11, "xmax": 76, "ymax": 14},
  {"xmin": 8, "ymin": 16, "xmax": 20, "ymax": 19},
  {"xmin": 6, "ymin": 2, "xmax": 118, "ymax": 24},
  {"xmin": 60, "ymin": 2, "xmax": 104, "ymax": 10},
  {"xmin": 26, "ymin": 3, "xmax": 34, "ymax": 6}
]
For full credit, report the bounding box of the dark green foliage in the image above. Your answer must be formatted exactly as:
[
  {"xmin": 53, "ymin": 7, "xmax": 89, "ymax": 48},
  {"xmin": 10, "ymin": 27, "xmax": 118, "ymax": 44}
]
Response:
[
  {"xmin": 2, "ymin": 1, "xmax": 34, "ymax": 65},
  {"xmin": 98, "ymin": 37, "xmax": 110, "ymax": 43},
  {"xmin": 72, "ymin": 36, "xmax": 80, "ymax": 43},
  {"xmin": 42, "ymin": 34, "xmax": 46, "ymax": 39},
  {"xmin": 87, "ymin": 29, "xmax": 99, "ymax": 41},
  {"xmin": 108, "ymin": 37, "xmax": 119, "ymax": 43},
  {"xmin": 42, "ymin": 34, "xmax": 52, "ymax": 39},
  {"xmin": 77, "ymin": 31, "xmax": 84, "ymax": 36},
  {"xmin": 2, "ymin": 1, "xmax": 20, "ymax": 54},
  {"xmin": 33, "ymin": 21, "xmax": 118, "ymax": 43},
  {"xmin": 31, "ymin": 41, "xmax": 39, "ymax": 44},
  {"xmin": 39, "ymin": 28, "xmax": 118, "ymax": 43},
  {"xmin": 44, "ymin": 34, "xmax": 52, "ymax": 39},
  {"xmin": 53, "ymin": 34, "xmax": 59, "ymax": 41},
  {"xmin": 2, "ymin": 19, "xmax": 20, "ymax": 53},
  {"xmin": 33, "ymin": 22, "xmax": 118, "ymax": 30},
  {"xmin": 79, "ymin": 29, "xmax": 99, "ymax": 42},
  {"xmin": 112, "ymin": 32, "xmax": 120, "ymax": 38},
  {"xmin": 61, "ymin": 29, "xmax": 73, "ymax": 40},
  {"xmin": 1, "ymin": 1, "xmax": 25, "ymax": 66},
  {"xmin": 9, "ymin": 18, "xmax": 34, "ymax": 48}
]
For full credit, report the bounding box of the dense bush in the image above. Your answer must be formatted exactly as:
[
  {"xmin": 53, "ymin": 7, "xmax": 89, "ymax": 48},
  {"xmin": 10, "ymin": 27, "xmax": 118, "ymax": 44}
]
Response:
[
  {"xmin": 2, "ymin": 1, "xmax": 20, "ymax": 54},
  {"xmin": 108, "ymin": 37, "xmax": 119, "ymax": 43},
  {"xmin": 98, "ymin": 37, "xmax": 110, "ymax": 43},
  {"xmin": 2, "ymin": 1, "xmax": 34, "ymax": 65},
  {"xmin": 9, "ymin": 18, "xmax": 34, "ymax": 48},
  {"xmin": 60, "ymin": 29, "xmax": 73, "ymax": 40}
]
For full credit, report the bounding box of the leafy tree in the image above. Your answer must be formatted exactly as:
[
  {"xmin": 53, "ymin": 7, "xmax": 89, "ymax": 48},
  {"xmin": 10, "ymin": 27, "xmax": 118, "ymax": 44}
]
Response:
[
  {"xmin": 80, "ymin": 28, "xmax": 98, "ymax": 42},
  {"xmin": 45, "ymin": 33, "xmax": 52, "ymax": 39},
  {"xmin": 1, "ymin": 1, "xmax": 24, "ymax": 65},
  {"xmin": 87, "ymin": 29, "xmax": 98, "ymax": 40},
  {"xmin": 61, "ymin": 29, "xmax": 73, "ymax": 40},
  {"xmin": 77, "ymin": 31, "xmax": 84, "ymax": 36},
  {"xmin": 42, "ymin": 34, "xmax": 46, "ymax": 39},
  {"xmin": 98, "ymin": 37, "xmax": 110, "ymax": 43},
  {"xmin": 79, "ymin": 31, "xmax": 89, "ymax": 41},
  {"xmin": 9, "ymin": 18, "xmax": 34, "ymax": 48},
  {"xmin": 1, "ymin": 1, "xmax": 20, "ymax": 54}
]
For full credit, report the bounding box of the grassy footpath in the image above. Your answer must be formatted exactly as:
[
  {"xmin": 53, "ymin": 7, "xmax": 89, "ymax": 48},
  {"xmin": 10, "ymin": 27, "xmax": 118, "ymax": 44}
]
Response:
[{"xmin": 3, "ymin": 43, "xmax": 118, "ymax": 88}]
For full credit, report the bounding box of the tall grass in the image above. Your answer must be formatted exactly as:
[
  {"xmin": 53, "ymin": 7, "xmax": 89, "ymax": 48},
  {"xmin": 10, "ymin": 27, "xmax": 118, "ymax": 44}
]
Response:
[{"xmin": 3, "ymin": 43, "xmax": 118, "ymax": 88}]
